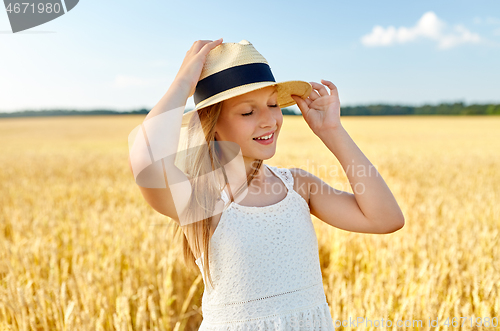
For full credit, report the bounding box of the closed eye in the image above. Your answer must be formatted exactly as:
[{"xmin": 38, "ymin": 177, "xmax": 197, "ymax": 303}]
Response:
[{"xmin": 242, "ymin": 105, "xmax": 279, "ymax": 116}]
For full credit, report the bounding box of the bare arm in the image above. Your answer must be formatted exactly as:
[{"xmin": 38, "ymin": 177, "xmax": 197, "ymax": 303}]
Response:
[
  {"xmin": 127, "ymin": 39, "xmax": 224, "ymax": 224},
  {"xmin": 291, "ymin": 126, "xmax": 404, "ymax": 234},
  {"xmin": 127, "ymin": 80, "xmax": 191, "ymax": 223},
  {"xmin": 291, "ymin": 80, "xmax": 405, "ymax": 234}
]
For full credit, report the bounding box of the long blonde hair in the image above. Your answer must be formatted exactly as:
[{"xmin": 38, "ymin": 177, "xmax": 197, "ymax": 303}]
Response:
[{"xmin": 171, "ymin": 101, "xmax": 263, "ymax": 290}]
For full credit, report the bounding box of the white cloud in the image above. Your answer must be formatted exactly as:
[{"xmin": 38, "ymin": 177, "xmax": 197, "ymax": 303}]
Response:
[
  {"xmin": 438, "ymin": 24, "xmax": 482, "ymax": 49},
  {"xmin": 361, "ymin": 11, "xmax": 482, "ymax": 50},
  {"xmin": 485, "ymin": 17, "xmax": 500, "ymax": 25},
  {"xmin": 474, "ymin": 16, "xmax": 500, "ymax": 25}
]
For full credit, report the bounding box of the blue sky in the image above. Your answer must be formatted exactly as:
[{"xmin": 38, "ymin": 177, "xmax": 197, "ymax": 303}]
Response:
[{"xmin": 1, "ymin": 0, "xmax": 499, "ymax": 113}]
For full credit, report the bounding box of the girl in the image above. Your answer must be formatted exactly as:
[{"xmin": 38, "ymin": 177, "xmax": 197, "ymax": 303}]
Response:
[{"xmin": 128, "ymin": 38, "xmax": 405, "ymax": 330}]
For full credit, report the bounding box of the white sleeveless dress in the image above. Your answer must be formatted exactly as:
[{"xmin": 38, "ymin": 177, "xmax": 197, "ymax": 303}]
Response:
[{"xmin": 195, "ymin": 164, "xmax": 335, "ymax": 330}]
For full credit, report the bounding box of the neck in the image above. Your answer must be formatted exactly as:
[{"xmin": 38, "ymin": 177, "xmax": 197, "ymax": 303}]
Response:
[
  {"xmin": 243, "ymin": 156, "xmax": 264, "ymax": 178},
  {"xmin": 218, "ymin": 152, "xmax": 267, "ymax": 201}
]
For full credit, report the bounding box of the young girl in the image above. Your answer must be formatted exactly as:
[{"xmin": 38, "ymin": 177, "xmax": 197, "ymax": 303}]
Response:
[{"xmin": 128, "ymin": 38, "xmax": 405, "ymax": 330}]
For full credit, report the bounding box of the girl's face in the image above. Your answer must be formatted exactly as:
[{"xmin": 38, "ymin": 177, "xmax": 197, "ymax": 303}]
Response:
[{"xmin": 215, "ymin": 85, "xmax": 282, "ymax": 160}]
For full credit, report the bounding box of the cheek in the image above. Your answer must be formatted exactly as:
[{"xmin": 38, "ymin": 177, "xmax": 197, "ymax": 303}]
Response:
[
  {"xmin": 224, "ymin": 121, "xmax": 253, "ymax": 141},
  {"xmin": 238, "ymin": 124, "xmax": 255, "ymax": 140},
  {"xmin": 275, "ymin": 113, "xmax": 284, "ymax": 127}
]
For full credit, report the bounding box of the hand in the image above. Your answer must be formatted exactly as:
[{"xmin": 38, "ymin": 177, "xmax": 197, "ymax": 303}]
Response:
[
  {"xmin": 173, "ymin": 38, "xmax": 223, "ymax": 98},
  {"xmin": 291, "ymin": 79, "xmax": 342, "ymax": 135}
]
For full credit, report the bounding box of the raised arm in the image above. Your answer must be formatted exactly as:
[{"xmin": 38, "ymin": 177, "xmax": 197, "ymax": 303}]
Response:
[
  {"xmin": 128, "ymin": 39, "xmax": 224, "ymax": 225},
  {"xmin": 291, "ymin": 80, "xmax": 405, "ymax": 234}
]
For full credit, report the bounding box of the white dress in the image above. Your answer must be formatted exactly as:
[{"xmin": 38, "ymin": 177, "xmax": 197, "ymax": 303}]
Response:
[{"xmin": 195, "ymin": 164, "xmax": 335, "ymax": 330}]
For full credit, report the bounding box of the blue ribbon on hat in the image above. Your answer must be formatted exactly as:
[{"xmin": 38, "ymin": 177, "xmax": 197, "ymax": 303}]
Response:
[{"xmin": 193, "ymin": 63, "xmax": 276, "ymax": 106}]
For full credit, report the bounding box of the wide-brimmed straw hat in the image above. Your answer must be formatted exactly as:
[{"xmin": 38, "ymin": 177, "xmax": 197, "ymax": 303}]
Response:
[{"xmin": 181, "ymin": 39, "xmax": 312, "ymax": 127}]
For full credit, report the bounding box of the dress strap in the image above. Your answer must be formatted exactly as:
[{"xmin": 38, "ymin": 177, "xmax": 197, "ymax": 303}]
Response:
[
  {"xmin": 220, "ymin": 187, "xmax": 230, "ymax": 204},
  {"xmin": 265, "ymin": 164, "xmax": 294, "ymax": 191}
]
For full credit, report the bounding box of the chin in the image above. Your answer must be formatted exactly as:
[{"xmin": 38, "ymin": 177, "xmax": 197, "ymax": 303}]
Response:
[
  {"xmin": 241, "ymin": 147, "xmax": 276, "ymax": 161},
  {"xmin": 254, "ymin": 149, "xmax": 276, "ymax": 160}
]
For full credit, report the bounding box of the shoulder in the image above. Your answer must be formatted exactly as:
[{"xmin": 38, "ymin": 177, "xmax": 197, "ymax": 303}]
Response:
[
  {"xmin": 288, "ymin": 167, "xmax": 310, "ymax": 178},
  {"xmin": 267, "ymin": 164, "xmax": 312, "ymax": 187},
  {"xmin": 288, "ymin": 167, "xmax": 331, "ymax": 192},
  {"xmin": 288, "ymin": 168, "xmax": 343, "ymax": 214},
  {"xmin": 287, "ymin": 167, "xmax": 313, "ymax": 206},
  {"xmin": 288, "ymin": 167, "xmax": 314, "ymax": 186}
]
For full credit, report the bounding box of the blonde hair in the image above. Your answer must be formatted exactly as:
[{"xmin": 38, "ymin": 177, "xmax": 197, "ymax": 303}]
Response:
[{"xmin": 171, "ymin": 101, "xmax": 263, "ymax": 290}]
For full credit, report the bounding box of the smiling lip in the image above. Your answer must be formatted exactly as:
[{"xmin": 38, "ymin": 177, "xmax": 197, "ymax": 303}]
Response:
[
  {"xmin": 253, "ymin": 132, "xmax": 275, "ymax": 145},
  {"xmin": 253, "ymin": 130, "xmax": 276, "ymax": 139}
]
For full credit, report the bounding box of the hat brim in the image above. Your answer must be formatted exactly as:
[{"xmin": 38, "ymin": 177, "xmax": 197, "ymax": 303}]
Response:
[{"xmin": 181, "ymin": 80, "xmax": 312, "ymax": 127}]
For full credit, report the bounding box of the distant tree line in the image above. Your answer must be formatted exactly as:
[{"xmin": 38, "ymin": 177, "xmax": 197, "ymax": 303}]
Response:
[
  {"xmin": 338, "ymin": 102, "xmax": 500, "ymax": 116},
  {"xmin": 1, "ymin": 102, "xmax": 499, "ymax": 118}
]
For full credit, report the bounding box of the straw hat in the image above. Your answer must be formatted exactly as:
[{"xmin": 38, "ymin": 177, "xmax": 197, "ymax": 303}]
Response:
[{"xmin": 181, "ymin": 39, "xmax": 312, "ymax": 127}]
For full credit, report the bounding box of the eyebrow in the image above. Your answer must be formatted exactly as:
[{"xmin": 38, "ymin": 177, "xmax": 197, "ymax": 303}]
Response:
[{"xmin": 233, "ymin": 89, "xmax": 278, "ymax": 106}]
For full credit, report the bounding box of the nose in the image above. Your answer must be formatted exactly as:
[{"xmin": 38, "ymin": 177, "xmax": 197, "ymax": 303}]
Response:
[{"xmin": 258, "ymin": 105, "xmax": 278, "ymax": 128}]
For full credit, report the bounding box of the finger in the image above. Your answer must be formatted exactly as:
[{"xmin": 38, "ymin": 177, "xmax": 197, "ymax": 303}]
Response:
[
  {"xmin": 194, "ymin": 39, "xmax": 214, "ymax": 45},
  {"xmin": 199, "ymin": 38, "xmax": 223, "ymax": 55},
  {"xmin": 320, "ymin": 79, "xmax": 339, "ymax": 98},
  {"xmin": 192, "ymin": 38, "xmax": 222, "ymax": 55},
  {"xmin": 307, "ymin": 89, "xmax": 321, "ymax": 102},
  {"xmin": 190, "ymin": 40, "xmax": 212, "ymax": 53},
  {"xmin": 291, "ymin": 95, "xmax": 309, "ymax": 115},
  {"xmin": 310, "ymin": 81, "xmax": 330, "ymax": 97}
]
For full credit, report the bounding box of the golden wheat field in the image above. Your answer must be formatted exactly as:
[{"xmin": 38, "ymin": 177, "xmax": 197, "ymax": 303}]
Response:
[{"xmin": 0, "ymin": 114, "xmax": 499, "ymax": 331}]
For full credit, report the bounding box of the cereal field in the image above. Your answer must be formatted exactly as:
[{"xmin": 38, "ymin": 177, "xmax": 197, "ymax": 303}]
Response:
[{"xmin": 0, "ymin": 115, "xmax": 499, "ymax": 330}]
